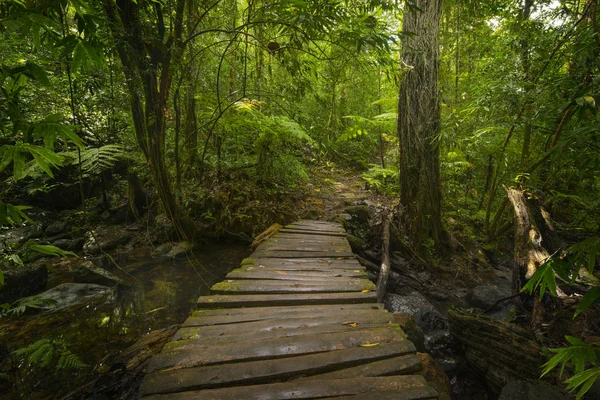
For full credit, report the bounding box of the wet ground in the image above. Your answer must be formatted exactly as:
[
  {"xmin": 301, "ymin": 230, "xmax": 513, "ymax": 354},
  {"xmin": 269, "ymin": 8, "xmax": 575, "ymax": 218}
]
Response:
[{"xmin": 1, "ymin": 243, "xmax": 251, "ymax": 399}]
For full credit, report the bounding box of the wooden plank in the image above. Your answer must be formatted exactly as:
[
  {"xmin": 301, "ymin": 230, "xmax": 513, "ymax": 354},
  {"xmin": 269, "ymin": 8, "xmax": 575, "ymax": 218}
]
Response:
[
  {"xmin": 141, "ymin": 376, "xmax": 430, "ymax": 400},
  {"xmin": 245, "ymin": 264, "xmax": 363, "ymax": 271},
  {"xmin": 187, "ymin": 303, "xmax": 383, "ymax": 325},
  {"xmin": 171, "ymin": 322, "xmax": 404, "ymax": 348},
  {"xmin": 285, "ymin": 225, "xmax": 346, "ymax": 234},
  {"xmin": 279, "ymin": 228, "xmax": 346, "ymax": 237},
  {"xmin": 252, "ymin": 250, "xmax": 355, "ymax": 258},
  {"xmin": 321, "ymin": 387, "xmax": 439, "ymax": 400},
  {"xmin": 226, "ymin": 270, "xmax": 367, "ymax": 281},
  {"xmin": 257, "ymin": 244, "xmax": 352, "ymax": 252},
  {"xmin": 175, "ymin": 311, "xmax": 398, "ymax": 341},
  {"xmin": 210, "ymin": 278, "xmax": 375, "ymax": 294},
  {"xmin": 147, "ymin": 328, "xmax": 408, "ymax": 372},
  {"xmin": 302, "ymin": 354, "xmax": 422, "ymax": 380},
  {"xmin": 140, "ymin": 342, "xmax": 416, "ymax": 395},
  {"xmin": 274, "ymin": 234, "xmax": 350, "ymax": 242},
  {"xmin": 247, "ymin": 257, "xmax": 361, "ymax": 266},
  {"xmin": 265, "ymin": 238, "xmax": 349, "ymax": 245},
  {"xmin": 197, "ymin": 292, "xmax": 377, "ymax": 308}
]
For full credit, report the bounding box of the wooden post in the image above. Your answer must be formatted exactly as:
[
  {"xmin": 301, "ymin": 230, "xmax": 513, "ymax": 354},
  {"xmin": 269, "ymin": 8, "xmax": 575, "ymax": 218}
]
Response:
[{"xmin": 376, "ymin": 218, "xmax": 391, "ymax": 303}]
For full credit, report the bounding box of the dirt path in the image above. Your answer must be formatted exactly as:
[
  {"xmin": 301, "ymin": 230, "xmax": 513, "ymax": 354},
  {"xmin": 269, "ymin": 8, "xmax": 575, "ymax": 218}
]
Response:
[{"xmin": 301, "ymin": 165, "xmax": 370, "ymax": 221}]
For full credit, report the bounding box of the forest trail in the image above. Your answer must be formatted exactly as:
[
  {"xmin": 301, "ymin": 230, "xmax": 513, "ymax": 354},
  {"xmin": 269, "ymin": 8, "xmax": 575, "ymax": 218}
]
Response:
[
  {"xmin": 302, "ymin": 166, "xmax": 370, "ymax": 221},
  {"xmin": 138, "ymin": 220, "xmax": 438, "ymax": 399}
]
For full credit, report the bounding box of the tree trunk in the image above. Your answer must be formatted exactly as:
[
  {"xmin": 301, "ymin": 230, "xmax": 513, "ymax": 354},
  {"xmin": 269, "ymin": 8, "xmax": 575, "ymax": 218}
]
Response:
[
  {"xmin": 397, "ymin": 0, "xmax": 447, "ymax": 254},
  {"xmin": 101, "ymin": 0, "xmax": 194, "ymax": 239}
]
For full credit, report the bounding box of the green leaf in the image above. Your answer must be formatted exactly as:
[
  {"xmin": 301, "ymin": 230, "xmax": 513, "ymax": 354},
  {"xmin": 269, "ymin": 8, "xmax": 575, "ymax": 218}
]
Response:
[
  {"xmin": 521, "ymin": 261, "xmax": 557, "ymax": 299},
  {"xmin": 23, "ymin": 62, "xmax": 50, "ymax": 86},
  {"xmin": 0, "ymin": 271, "xmax": 4, "ymax": 286},
  {"xmin": 574, "ymin": 287, "xmax": 600, "ymax": 318},
  {"xmin": 0, "ymin": 146, "xmax": 14, "ymax": 174},
  {"xmin": 29, "ymin": 244, "xmax": 77, "ymax": 257},
  {"xmin": 12, "ymin": 146, "xmax": 25, "ymax": 180},
  {"xmin": 565, "ymin": 367, "xmax": 600, "ymax": 400}
]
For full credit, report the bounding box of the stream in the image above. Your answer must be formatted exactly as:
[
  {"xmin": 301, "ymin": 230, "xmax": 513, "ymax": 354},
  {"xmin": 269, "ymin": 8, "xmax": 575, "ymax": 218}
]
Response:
[{"xmin": 1, "ymin": 243, "xmax": 251, "ymax": 399}]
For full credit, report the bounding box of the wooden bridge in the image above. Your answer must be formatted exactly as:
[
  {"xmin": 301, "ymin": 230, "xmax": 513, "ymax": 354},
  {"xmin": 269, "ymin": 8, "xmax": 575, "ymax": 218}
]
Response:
[{"xmin": 139, "ymin": 220, "xmax": 439, "ymax": 399}]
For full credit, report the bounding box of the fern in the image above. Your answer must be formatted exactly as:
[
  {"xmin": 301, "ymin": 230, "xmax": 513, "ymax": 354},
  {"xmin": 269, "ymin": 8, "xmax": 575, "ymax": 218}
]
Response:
[
  {"xmin": 12, "ymin": 338, "xmax": 88, "ymax": 371},
  {"xmin": 76, "ymin": 144, "xmax": 124, "ymax": 176},
  {"xmin": 3, "ymin": 295, "xmax": 58, "ymax": 316}
]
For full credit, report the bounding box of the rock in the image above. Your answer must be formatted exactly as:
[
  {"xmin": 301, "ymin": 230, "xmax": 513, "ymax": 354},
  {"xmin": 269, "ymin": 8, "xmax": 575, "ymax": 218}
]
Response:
[
  {"xmin": 384, "ymin": 292, "xmax": 446, "ymax": 332},
  {"xmin": 74, "ymin": 260, "xmax": 124, "ymax": 286},
  {"xmin": 45, "ymin": 221, "xmax": 67, "ymax": 236},
  {"xmin": 430, "ymin": 291, "xmax": 449, "ymax": 301},
  {"xmin": 151, "ymin": 243, "xmax": 173, "ymax": 257},
  {"xmin": 36, "ymin": 283, "xmax": 113, "ymax": 311},
  {"xmin": 424, "ymin": 330, "xmax": 462, "ymax": 371},
  {"xmin": 498, "ymin": 380, "xmax": 568, "ymax": 400},
  {"xmin": 345, "ymin": 205, "xmax": 370, "ymax": 224},
  {"xmin": 0, "ymin": 264, "xmax": 48, "ymax": 303},
  {"xmin": 393, "ymin": 313, "xmax": 425, "ymax": 352},
  {"xmin": 0, "ymin": 225, "xmax": 43, "ymax": 250},
  {"xmin": 467, "ymin": 284, "xmax": 512, "ymax": 311},
  {"xmin": 83, "ymin": 227, "xmax": 132, "ymax": 254},
  {"xmin": 51, "ymin": 238, "xmax": 73, "ymax": 249},
  {"xmin": 417, "ymin": 353, "xmax": 452, "ymax": 400},
  {"xmin": 166, "ymin": 241, "xmax": 193, "ymax": 259},
  {"xmin": 417, "ymin": 271, "xmax": 431, "ymax": 282},
  {"xmin": 337, "ymin": 213, "xmax": 352, "ymax": 221}
]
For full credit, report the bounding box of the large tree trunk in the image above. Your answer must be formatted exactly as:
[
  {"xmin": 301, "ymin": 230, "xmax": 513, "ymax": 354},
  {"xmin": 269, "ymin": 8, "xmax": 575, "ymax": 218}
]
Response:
[
  {"xmin": 101, "ymin": 0, "xmax": 194, "ymax": 239},
  {"xmin": 397, "ymin": 0, "xmax": 447, "ymax": 254}
]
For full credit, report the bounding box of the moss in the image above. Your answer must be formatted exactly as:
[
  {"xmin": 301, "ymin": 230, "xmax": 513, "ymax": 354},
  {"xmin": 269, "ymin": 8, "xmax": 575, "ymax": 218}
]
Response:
[
  {"xmin": 211, "ymin": 281, "xmax": 241, "ymax": 292},
  {"xmin": 347, "ymin": 234, "xmax": 367, "ymax": 252},
  {"xmin": 241, "ymin": 257, "xmax": 255, "ymax": 266}
]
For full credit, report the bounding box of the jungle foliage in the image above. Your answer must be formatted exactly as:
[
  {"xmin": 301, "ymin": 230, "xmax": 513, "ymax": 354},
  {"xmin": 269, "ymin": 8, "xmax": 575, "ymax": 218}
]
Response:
[{"xmin": 0, "ymin": 0, "xmax": 599, "ymax": 397}]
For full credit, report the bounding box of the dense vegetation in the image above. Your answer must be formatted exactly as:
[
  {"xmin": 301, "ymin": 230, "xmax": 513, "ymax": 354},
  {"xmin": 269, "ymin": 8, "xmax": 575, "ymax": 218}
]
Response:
[{"xmin": 1, "ymin": 0, "xmax": 599, "ymax": 398}]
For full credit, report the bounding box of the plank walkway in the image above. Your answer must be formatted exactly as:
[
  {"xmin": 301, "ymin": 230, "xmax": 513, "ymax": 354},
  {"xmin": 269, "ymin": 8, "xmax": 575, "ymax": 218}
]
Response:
[{"xmin": 140, "ymin": 220, "xmax": 438, "ymax": 400}]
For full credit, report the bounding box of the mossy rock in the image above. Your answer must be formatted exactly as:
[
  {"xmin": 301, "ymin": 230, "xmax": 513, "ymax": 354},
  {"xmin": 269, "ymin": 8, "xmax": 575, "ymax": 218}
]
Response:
[
  {"xmin": 347, "ymin": 234, "xmax": 367, "ymax": 252},
  {"xmin": 345, "ymin": 205, "xmax": 370, "ymax": 224}
]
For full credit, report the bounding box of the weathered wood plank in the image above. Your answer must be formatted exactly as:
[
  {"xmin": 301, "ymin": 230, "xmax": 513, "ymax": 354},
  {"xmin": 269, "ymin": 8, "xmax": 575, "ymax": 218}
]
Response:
[
  {"xmin": 246, "ymin": 258, "xmax": 362, "ymax": 267},
  {"xmin": 140, "ymin": 342, "xmax": 416, "ymax": 395},
  {"xmin": 174, "ymin": 312, "xmax": 398, "ymax": 341},
  {"xmin": 226, "ymin": 270, "xmax": 367, "ymax": 281},
  {"xmin": 257, "ymin": 244, "xmax": 352, "ymax": 252},
  {"xmin": 285, "ymin": 225, "xmax": 346, "ymax": 234},
  {"xmin": 321, "ymin": 387, "xmax": 439, "ymax": 400},
  {"xmin": 187, "ymin": 303, "xmax": 383, "ymax": 324},
  {"xmin": 210, "ymin": 278, "xmax": 375, "ymax": 294},
  {"xmin": 171, "ymin": 322, "xmax": 403, "ymax": 346},
  {"xmin": 197, "ymin": 292, "xmax": 378, "ymax": 308},
  {"xmin": 241, "ymin": 265, "xmax": 364, "ymax": 274},
  {"xmin": 274, "ymin": 234, "xmax": 350, "ymax": 242},
  {"xmin": 141, "ymin": 376, "xmax": 430, "ymax": 400},
  {"xmin": 147, "ymin": 328, "xmax": 408, "ymax": 373},
  {"xmin": 279, "ymin": 228, "xmax": 346, "ymax": 237},
  {"xmin": 302, "ymin": 354, "xmax": 422, "ymax": 380},
  {"xmin": 252, "ymin": 250, "xmax": 355, "ymax": 258}
]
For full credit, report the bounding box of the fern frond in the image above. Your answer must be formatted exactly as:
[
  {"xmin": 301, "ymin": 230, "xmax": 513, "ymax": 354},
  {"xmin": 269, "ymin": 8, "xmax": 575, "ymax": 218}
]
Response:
[{"xmin": 78, "ymin": 144, "xmax": 124, "ymax": 175}]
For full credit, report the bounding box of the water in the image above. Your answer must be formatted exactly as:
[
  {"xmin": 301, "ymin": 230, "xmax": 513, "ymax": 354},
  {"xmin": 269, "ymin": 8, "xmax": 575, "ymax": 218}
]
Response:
[{"xmin": 0, "ymin": 243, "xmax": 251, "ymax": 399}]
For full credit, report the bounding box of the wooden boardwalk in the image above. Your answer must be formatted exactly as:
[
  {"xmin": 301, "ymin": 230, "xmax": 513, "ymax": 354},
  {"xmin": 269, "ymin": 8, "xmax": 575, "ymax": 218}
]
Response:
[{"xmin": 140, "ymin": 220, "xmax": 438, "ymax": 399}]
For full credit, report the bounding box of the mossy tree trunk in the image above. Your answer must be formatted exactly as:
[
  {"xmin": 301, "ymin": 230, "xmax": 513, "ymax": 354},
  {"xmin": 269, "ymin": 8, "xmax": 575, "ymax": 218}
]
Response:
[
  {"xmin": 101, "ymin": 0, "xmax": 194, "ymax": 239},
  {"xmin": 397, "ymin": 0, "xmax": 447, "ymax": 254}
]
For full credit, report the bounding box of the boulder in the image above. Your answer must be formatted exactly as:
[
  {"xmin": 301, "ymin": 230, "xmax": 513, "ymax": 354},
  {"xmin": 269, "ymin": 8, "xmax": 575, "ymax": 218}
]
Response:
[
  {"xmin": 417, "ymin": 352, "xmax": 452, "ymax": 400},
  {"xmin": 36, "ymin": 283, "xmax": 113, "ymax": 311},
  {"xmin": 74, "ymin": 260, "xmax": 125, "ymax": 286},
  {"xmin": 498, "ymin": 380, "xmax": 568, "ymax": 400},
  {"xmin": 345, "ymin": 205, "xmax": 370, "ymax": 224},
  {"xmin": 0, "ymin": 264, "xmax": 48, "ymax": 303},
  {"xmin": 467, "ymin": 284, "xmax": 512, "ymax": 311},
  {"xmin": 166, "ymin": 241, "xmax": 193, "ymax": 259},
  {"xmin": 45, "ymin": 221, "xmax": 67, "ymax": 236},
  {"xmin": 151, "ymin": 242, "xmax": 173, "ymax": 257},
  {"xmin": 385, "ymin": 292, "xmax": 446, "ymax": 332},
  {"xmin": 0, "ymin": 225, "xmax": 43, "ymax": 251},
  {"xmin": 83, "ymin": 227, "xmax": 132, "ymax": 254}
]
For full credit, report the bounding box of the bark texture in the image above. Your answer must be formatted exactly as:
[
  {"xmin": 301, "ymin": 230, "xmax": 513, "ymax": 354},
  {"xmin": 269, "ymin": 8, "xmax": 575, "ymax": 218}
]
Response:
[
  {"xmin": 101, "ymin": 0, "xmax": 193, "ymax": 239},
  {"xmin": 397, "ymin": 0, "xmax": 447, "ymax": 253}
]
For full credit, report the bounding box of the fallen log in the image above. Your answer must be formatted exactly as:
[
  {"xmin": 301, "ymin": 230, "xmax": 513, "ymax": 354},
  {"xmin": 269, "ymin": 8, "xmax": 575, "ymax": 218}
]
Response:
[{"xmin": 447, "ymin": 309, "xmax": 549, "ymax": 393}]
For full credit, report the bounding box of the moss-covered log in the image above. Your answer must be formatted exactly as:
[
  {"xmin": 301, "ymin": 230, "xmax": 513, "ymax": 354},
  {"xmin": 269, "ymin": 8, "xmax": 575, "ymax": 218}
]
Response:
[{"xmin": 447, "ymin": 309, "xmax": 549, "ymax": 393}]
